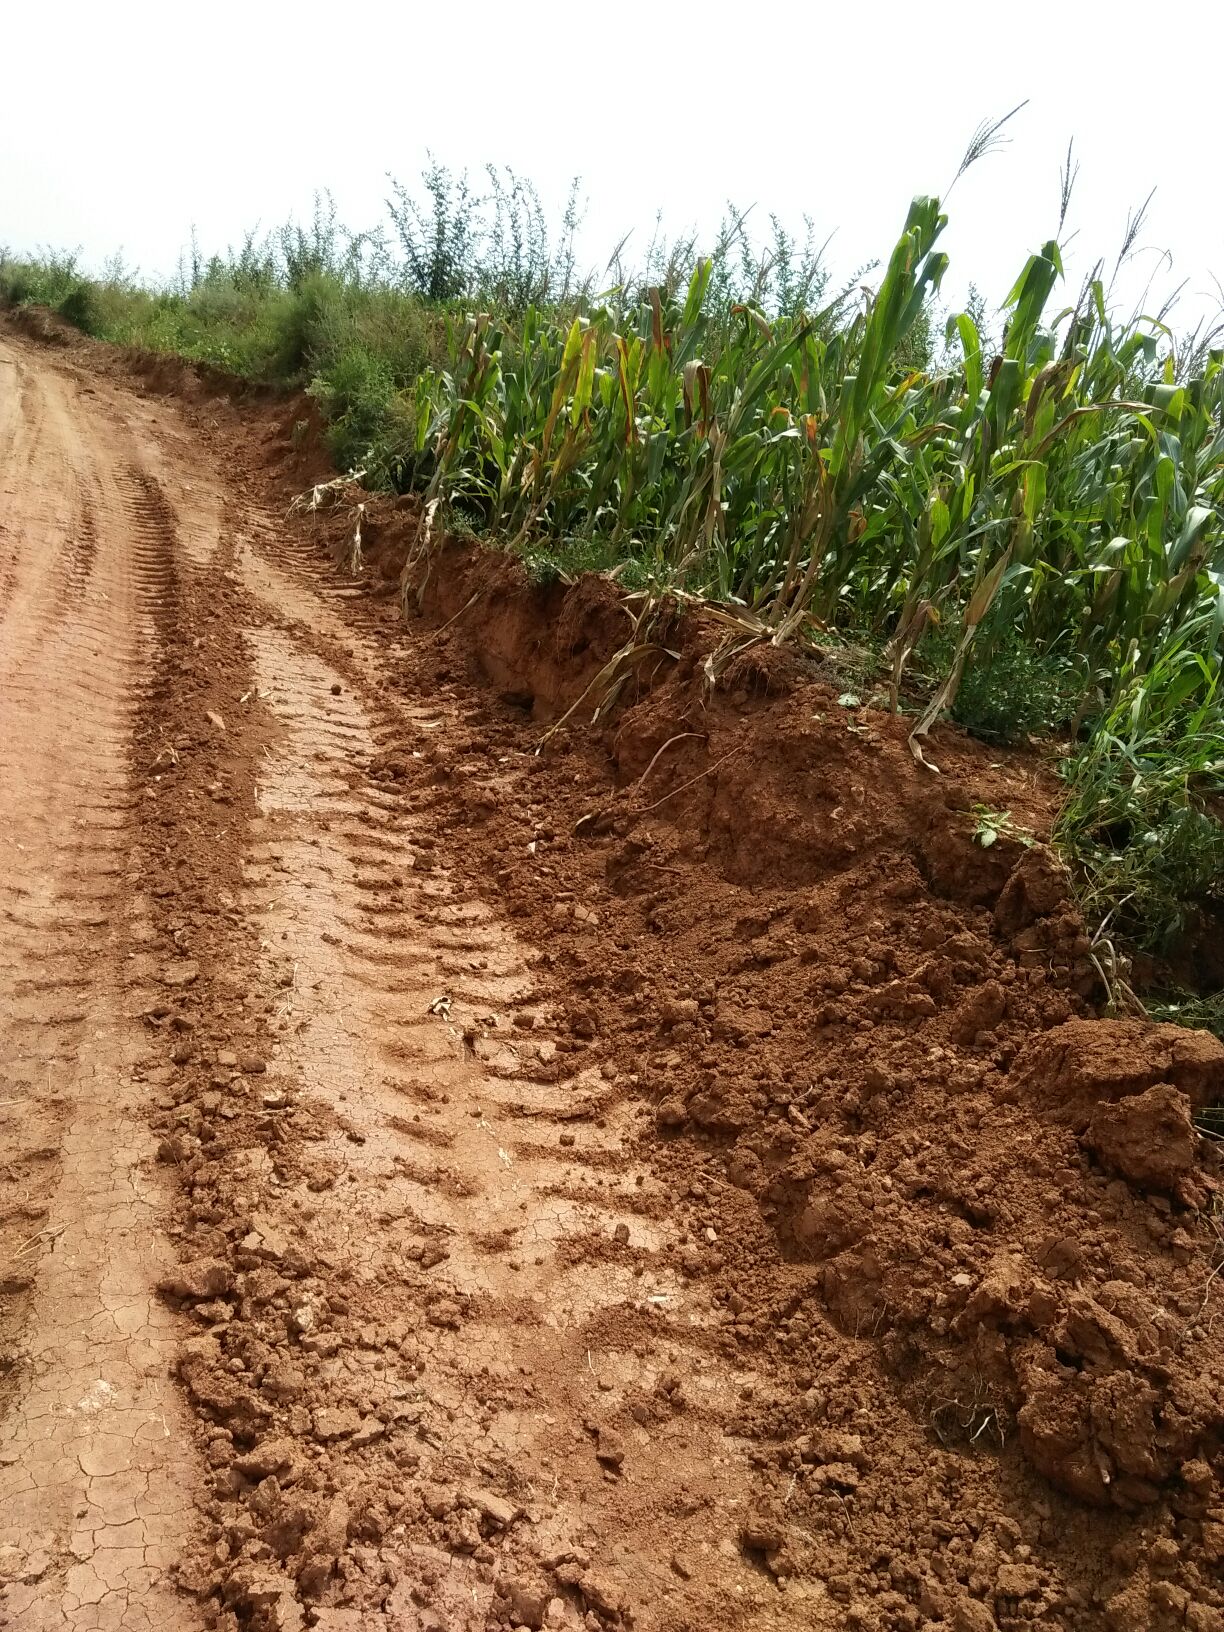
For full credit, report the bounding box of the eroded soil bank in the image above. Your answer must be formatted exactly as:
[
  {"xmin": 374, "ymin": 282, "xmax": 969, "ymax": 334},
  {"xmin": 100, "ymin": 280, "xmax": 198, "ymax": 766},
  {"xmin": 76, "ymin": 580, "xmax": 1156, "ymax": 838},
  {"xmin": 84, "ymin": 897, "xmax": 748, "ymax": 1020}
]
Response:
[{"xmin": 1, "ymin": 314, "xmax": 1222, "ymax": 1632}]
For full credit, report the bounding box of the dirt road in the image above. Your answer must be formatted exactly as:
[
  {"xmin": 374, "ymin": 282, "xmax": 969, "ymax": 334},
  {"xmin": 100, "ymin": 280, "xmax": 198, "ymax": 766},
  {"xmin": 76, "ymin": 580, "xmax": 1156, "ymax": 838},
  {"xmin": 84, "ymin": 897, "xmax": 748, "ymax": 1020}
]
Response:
[
  {"xmin": 1, "ymin": 327, "xmax": 1222, "ymax": 1632},
  {"xmin": 0, "ymin": 338, "xmax": 208, "ymax": 1629},
  {"xmin": 0, "ymin": 334, "xmax": 830, "ymax": 1631}
]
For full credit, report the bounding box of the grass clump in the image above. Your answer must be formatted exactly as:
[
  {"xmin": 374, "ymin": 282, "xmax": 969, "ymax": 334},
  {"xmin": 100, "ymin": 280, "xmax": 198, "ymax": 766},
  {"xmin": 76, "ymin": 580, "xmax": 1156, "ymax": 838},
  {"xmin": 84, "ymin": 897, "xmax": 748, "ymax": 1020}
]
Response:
[
  {"xmin": 515, "ymin": 537, "xmax": 657, "ymax": 590},
  {"xmin": 918, "ymin": 624, "xmax": 1081, "ymax": 744},
  {"xmin": 308, "ymin": 345, "xmax": 399, "ymax": 475},
  {"xmin": 1055, "ymin": 643, "xmax": 1224, "ymax": 955}
]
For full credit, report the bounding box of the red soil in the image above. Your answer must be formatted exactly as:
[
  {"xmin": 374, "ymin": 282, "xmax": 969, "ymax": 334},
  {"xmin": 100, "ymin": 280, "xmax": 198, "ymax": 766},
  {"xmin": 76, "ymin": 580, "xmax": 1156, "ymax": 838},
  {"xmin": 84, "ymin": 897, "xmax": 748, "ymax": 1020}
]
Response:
[{"xmin": 4, "ymin": 312, "xmax": 1220, "ymax": 1632}]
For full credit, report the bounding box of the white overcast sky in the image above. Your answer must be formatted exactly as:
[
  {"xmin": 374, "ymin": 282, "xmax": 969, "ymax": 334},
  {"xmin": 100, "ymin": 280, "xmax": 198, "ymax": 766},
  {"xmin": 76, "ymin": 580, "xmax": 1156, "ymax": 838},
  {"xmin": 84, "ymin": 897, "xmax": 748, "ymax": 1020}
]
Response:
[{"xmin": 5, "ymin": 0, "xmax": 1222, "ymax": 330}]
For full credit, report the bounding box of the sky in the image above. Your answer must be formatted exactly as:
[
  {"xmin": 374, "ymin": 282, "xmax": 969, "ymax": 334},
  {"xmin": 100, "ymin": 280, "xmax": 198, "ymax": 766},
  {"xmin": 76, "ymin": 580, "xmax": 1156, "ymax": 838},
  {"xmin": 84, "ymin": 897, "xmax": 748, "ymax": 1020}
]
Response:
[{"xmin": 5, "ymin": 0, "xmax": 1223, "ymax": 333}]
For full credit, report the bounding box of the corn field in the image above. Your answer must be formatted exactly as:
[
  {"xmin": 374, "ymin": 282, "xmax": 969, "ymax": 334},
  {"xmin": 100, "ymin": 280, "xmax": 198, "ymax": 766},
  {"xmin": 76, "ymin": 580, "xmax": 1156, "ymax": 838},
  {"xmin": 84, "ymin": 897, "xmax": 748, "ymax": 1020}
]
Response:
[{"xmin": 392, "ymin": 196, "xmax": 1224, "ymax": 961}]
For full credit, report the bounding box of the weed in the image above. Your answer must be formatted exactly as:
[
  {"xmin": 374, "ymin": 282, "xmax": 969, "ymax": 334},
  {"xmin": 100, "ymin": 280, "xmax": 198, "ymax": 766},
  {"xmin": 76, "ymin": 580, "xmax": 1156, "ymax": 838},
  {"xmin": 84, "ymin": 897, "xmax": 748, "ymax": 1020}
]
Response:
[
  {"xmin": 55, "ymin": 282, "xmax": 97, "ymax": 334},
  {"xmin": 922, "ymin": 626, "xmax": 1081, "ymax": 745},
  {"xmin": 516, "ymin": 536, "xmax": 651, "ymax": 589},
  {"xmin": 971, "ymin": 806, "xmax": 1035, "ymax": 849},
  {"xmin": 308, "ymin": 346, "xmax": 398, "ymax": 476},
  {"xmin": 1148, "ymin": 991, "xmax": 1224, "ymax": 1044},
  {"xmin": 1055, "ymin": 647, "xmax": 1224, "ymax": 955}
]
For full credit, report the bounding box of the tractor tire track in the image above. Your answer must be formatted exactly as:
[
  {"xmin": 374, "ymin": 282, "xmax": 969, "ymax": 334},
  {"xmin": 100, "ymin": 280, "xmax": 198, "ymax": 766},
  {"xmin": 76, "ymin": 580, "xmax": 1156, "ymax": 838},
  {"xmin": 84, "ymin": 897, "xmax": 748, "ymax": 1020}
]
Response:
[{"xmin": 0, "ymin": 336, "xmax": 205, "ymax": 1631}]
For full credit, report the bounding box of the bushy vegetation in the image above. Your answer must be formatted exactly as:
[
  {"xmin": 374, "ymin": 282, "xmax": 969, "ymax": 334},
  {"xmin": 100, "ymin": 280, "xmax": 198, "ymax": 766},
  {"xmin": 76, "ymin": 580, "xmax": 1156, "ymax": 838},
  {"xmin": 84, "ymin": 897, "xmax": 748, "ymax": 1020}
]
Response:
[{"xmin": 3, "ymin": 159, "xmax": 1223, "ymax": 1014}]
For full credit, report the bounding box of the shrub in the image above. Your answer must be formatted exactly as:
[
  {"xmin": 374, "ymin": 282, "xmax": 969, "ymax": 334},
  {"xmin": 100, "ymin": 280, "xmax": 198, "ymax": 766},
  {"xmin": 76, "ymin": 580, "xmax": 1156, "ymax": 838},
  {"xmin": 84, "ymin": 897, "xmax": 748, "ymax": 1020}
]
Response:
[
  {"xmin": 56, "ymin": 282, "xmax": 98, "ymax": 334},
  {"xmin": 309, "ymin": 345, "xmax": 398, "ymax": 474},
  {"xmin": 921, "ymin": 627, "xmax": 1081, "ymax": 744},
  {"xmin": 0, "ymin": 264, "xmax": 35, "ymax": 305}
]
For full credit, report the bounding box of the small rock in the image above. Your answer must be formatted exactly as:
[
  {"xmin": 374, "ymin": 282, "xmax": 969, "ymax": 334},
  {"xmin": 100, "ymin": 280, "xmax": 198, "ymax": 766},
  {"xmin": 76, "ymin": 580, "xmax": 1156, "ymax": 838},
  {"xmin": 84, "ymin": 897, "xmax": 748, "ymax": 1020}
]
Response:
[
  {"xmin": 656, "ymin": 1097, "xmax": 688, "ymax": 1129},
  {"xmin": 239, "ymin": 1053, "xmax": 267, "ymax": 1075},
  {"xmin": 568, "ymin": 1005, "xmax": 598, "ymax": 1037},
  {"xmin": 995, "ymin": 1562, "xmax": 1042, "ymax": 1597},
  {"xmin": 504, "ymin": 1579, "xmax": 549, "ymax": 1630},
  {"xmin": 612, "ymin": 1222, "xmax": 630, "ymax": 1245},
  {"xmin": 460, "ymin": 1484, "xmax": 521, "ymax": 1528},
  {"xmin": 233, "ymin": 1438, "xmax": 299, "ymax": 1481},
  {"xmin": 162, "ymin": 961, "xmax": 200, "ymax": 989},
  {"xmin": 317, "ymin": 1493, "xmax": 351, "ymax": 1556},
  {"xmin": 350, "ymin": 1416, "xmax": 387, "ymax": 1449},
  {"xmin": 577, "ymin": 1572, "xmax": 625, "ymax": 1618},
  {"xmin": 158, "ymin": 1260, "xmax": 234, "ymax": 1301},
  {"xmin": 595, "ymin": 1428, "xmax": 625, "ymax": 1469},
  {"xmin": 670, "ymin": 1552, "xmax": 695, "ymax": 1580},
  {"xmin": 952, "ymin": 1601, "xmax": 999, "ymax": 1632},
  {"xmin": 268, "ymin": 1591, "xmax": 305, "ymax": 1631},
  {"xmin": 1085, "ymin": 1083, "xmax": 1197, "ymax": 1193},
  {"xmin": 222, "ymin": 1566, "xmax": 290, "ymax": 1610},
  {"xmin": 312, "ymin": 1407, "xmax": 362, "ymax": 1443},
  {"xmin": 741, "ymin": 1509, "xmax": 783, "ymax": 1553},
  {"xmin": 445, "ymin": 1507, "xmax": 482, "ymax": 1553}
]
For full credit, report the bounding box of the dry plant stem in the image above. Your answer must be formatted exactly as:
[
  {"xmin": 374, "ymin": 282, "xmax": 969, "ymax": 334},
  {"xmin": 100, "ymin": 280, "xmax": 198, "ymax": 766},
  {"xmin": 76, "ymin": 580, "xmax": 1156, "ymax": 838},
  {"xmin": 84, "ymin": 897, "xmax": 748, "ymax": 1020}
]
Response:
[
  {"xmin": 623, "ymin": 741, "xmax": 748, "ymax": 818},
  {"xmin": 434, "ymin": 589, "xmax": 483, "ymax": 636},
  {"xmin": 1175, "ymin": 1215, "xmax": 1224, "ymax": 1348},
  {"xmin": 348, "ymin": 502, "xmax": 365, "ymax": 573},
  {"xmin": 287, "ymin": 470, "xmax": 368, "ymax": 516},
  {"xmin": 626, "ymin": 732, "xmax": 706, "ymax": 796},
  {"xmin": 572, "ymin": 732, "xmax": 706, "ymax": 835}
]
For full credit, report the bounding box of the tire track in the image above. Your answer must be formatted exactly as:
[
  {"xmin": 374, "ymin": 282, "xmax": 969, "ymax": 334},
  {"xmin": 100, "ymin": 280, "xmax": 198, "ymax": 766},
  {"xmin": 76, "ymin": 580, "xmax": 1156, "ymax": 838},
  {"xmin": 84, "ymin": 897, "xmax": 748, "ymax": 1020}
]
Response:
[
  {"xmin": 227, "ymin": 577, "xmax": 812, "ymax": 1628},
  {"xmin": 0, "ymin": 337, "xmax": 205, "ymax": 1630}
]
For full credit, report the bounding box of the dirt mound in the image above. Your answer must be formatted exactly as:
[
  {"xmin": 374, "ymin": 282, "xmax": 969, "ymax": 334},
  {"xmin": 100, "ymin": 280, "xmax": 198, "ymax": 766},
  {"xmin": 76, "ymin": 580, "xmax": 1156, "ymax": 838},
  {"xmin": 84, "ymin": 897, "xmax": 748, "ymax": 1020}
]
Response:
[
  {"xmin": 156, "ymin": 370, "xmax": 1224, "ymax": 1622},
  {"xmin": 230, "ymin": 448, "xmax": 1224, "ymax": 1556},
  {"xmin": 3, "ymin": 301, "xmax": 75, "ymax": 345}
]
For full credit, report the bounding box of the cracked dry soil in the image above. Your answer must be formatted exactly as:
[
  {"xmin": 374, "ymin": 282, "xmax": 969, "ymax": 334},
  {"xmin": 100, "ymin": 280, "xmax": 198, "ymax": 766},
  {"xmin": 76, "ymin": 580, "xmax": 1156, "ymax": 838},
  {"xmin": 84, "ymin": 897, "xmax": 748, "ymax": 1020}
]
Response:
[{"xmin": 2, "ymin": 323, "xmax": 1224, "ymax": 1632}]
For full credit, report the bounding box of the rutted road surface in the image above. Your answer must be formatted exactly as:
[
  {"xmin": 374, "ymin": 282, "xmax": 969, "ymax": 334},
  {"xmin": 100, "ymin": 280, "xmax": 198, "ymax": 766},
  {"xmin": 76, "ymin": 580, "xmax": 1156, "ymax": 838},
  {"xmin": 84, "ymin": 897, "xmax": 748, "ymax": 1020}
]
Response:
[
  {"xmin": 0, "ymin": 337, "xmax": 820, "ymax": 1630},
  {"xmin": 4, "ymin": 328, "xmax": 1224, "ymax": 1632},
  {"xmin": 0, "ymin": 338, "xmax": 207, "ymax": 1630}
]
